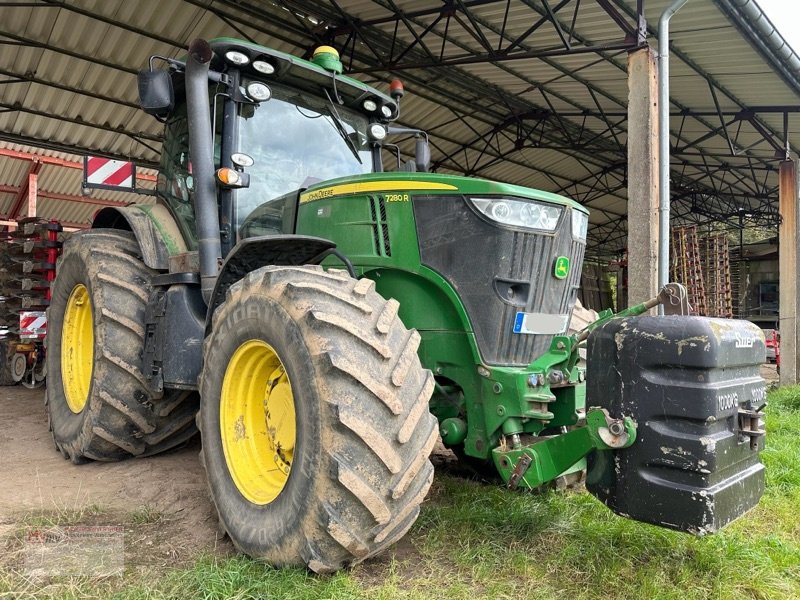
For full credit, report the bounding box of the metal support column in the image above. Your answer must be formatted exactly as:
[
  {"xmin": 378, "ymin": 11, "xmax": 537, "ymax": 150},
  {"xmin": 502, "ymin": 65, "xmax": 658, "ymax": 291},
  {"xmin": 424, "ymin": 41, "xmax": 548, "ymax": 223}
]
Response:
[
  {"xmin": 779, "ymin": 159, "xmax": 799, "ymax": 385},
  {"xmin": 626, "ymin": 46, "xmax": 660, "ymax": 306}
]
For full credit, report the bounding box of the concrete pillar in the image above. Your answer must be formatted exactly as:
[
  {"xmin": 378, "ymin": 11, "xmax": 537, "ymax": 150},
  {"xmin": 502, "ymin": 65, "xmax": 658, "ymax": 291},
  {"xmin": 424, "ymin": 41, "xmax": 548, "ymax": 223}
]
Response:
[
  {"xmin": 626, "ymin": 46, "xmax": 660, "ymax": 307},
  {"xmin": 779, "ymin": 160, "xmax": 799, "ymax": 385}
]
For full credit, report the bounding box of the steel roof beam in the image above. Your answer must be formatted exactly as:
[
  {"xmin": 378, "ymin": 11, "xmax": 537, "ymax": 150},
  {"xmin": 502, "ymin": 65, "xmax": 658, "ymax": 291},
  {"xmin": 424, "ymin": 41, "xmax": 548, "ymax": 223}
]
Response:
[
  {"xmin": 608, "ymin": 0, "xmax": 797, "ymax": 160},
  {"xmin": 0, "ymin": 184, "xmax": 129, "ymax": 208},
  {"xmin": 595, "ymin": 0, "xmax": 639, "ymax": 38},
  {"xmin": 0, "ymin": 66, "xmax": 139, "ymax": 110},
  {"xmin": 0, "ymin": 101, "xmax": 159, "ymax": 143},
  {"xmin": 341, "ymin": 0, "xmax": 633, "ymax": 125},
  {"xmin": 502, "ymin": 0, "xmax": 571, "ymax": 53},
  {"xmin": 0, "ymin": 147, "xmax": 157, "ymax": 181},
  {"xmin": 348, "ymin": 0, "xmax": 771, "ymax": 196},
  {"xmin": 0, "ymin": 30, "xmax": 138, "ymax": 75},
  {"xmin": 37, "ymin": 0, "xmax": 183, "ymax": 50},
  {"xmin": 0, "ymin": 0, "xmax": 783, "ymax": 248},
  {"xmin": 350, "ymin": 40, "xmax": 635, "ymax": 72},
  {"xmin": 0, "ymin": 132, "xmax": 160, "ymax": 169},
  {"xmin": 340, "ymin": 0, "xmax": 780, "ymax": 227},
  {"xmin": 489, "ymin": 0, "xmax": 789, "ymax": 180}
]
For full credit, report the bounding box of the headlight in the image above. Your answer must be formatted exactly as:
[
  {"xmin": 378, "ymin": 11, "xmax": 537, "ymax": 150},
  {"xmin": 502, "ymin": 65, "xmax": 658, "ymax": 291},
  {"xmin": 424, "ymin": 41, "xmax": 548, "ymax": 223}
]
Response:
[
  {"xmin": 252, "ymin": 59, "xmax": 275, "ymax": 75},
  {"xmin": 368, "ymin": 123, "xmax": 387, "ymax": 140},
  {"xmin": 380, "ymin": 105, "xmax": 393, "ymax": 118},
  {"xmin": 246, "ymin": 82, "xmax": 271, "ymax": 102},
  {"xmin": 362, "ymin": 99, "xmax": 378, "ymax": 112},
  {"xmin": 571, "ymin": 209, "xmax": 588, "ymax": 241},
  {"xmin": 225, "ymin": 50, "xmax": 250, "ymax": 66},
  {"xmin": 469, "ymin": 197, "xmax": 563, "ymax": 232}
]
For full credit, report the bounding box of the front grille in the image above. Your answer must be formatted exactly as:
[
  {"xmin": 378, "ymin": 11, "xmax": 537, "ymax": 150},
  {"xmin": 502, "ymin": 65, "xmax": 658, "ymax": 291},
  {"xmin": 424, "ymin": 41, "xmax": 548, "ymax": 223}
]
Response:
[
  {"xmin": 379, "ymin": 196, "xmax": 391, "ymax": 256},
  {"xmin": 413, "ymin": 195, "xmax": 585, "ymax": 366},
  {"xmin": 369, "ymin": 196, "xmax": 392, "ymax": 257}
]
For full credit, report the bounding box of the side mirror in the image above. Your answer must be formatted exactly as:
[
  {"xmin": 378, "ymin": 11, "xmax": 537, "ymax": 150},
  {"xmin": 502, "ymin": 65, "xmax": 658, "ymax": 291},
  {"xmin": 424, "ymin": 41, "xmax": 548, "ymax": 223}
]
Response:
[
  {"xmin": 415, "ymin": 136, "xmax": 430, "ymax": 173},
  {"xmin": 386, "ymin": 126, "xmax": 431, "ymax": 172},
  {"xmin": 138, "ymin": 70, "xmax": 174, "ymax": 118}
]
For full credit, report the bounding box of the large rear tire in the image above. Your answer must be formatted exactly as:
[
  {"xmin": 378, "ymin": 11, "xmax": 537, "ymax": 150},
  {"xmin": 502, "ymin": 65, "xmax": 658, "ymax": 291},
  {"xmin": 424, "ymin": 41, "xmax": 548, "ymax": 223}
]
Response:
[
  {"xmin": 199, "ymin": 266, "xmax": 437, "ymax": 572},
  {"xmin": 46, "ymin": 229, "xmax": 198, "ymax": 463}
]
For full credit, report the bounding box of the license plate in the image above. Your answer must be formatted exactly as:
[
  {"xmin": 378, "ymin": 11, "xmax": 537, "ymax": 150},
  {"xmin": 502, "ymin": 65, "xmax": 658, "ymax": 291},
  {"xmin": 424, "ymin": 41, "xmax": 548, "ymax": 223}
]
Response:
[{"xmin": 513, "ymin": 312, "xmax": 569, "ymax": 335}]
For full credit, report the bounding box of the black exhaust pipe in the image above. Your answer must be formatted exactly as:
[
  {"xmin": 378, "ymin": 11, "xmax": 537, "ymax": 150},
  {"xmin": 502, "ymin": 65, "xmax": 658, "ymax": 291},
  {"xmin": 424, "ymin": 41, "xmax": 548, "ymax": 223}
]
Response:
[{"xmin": 185, "ymin": 39, "xmax": 222, "ymax": 304}]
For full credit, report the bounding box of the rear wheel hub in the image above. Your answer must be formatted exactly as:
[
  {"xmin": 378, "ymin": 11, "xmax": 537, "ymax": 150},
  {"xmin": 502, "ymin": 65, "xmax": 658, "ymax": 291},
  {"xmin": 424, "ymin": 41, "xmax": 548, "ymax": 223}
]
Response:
[{"xmin": 61, "ymin": 283, "xmax": 94, "ymax": 413}]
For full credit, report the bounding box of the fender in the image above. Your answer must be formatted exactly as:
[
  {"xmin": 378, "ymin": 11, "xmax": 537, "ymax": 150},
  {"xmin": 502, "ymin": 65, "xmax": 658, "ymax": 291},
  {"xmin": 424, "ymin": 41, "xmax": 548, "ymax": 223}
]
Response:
[
  {"xmin": 92, "ymin": 205, "xmax": 188, "ymax": 270},
  {"xmin": 205, "ymin": 235, "xmax": 336, "ymax": 334}
]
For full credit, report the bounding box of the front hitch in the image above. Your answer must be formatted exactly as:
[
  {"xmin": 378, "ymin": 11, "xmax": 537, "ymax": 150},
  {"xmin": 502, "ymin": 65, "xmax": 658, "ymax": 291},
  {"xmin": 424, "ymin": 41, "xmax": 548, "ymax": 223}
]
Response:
[
  {"xmin": 476, "ymin": 283, "xmax": 692, "ymax": 491},
  {"xmin": 493, "ymin": 408, "xmax": 636, "ymax": 490},
  {"xmin": 575, "ymin": 282, "xmax": 690, "ymax": 343},
  {"xmin": 483, "ymin": 281, "xmax": 766, "ymax": 536}
]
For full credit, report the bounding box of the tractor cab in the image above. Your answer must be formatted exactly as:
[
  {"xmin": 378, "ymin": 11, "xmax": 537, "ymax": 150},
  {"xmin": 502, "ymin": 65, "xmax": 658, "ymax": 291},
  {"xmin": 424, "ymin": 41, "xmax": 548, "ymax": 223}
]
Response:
[{"xmin": 140, "ymin": 39, "xmax": 408, "ymax": 253}]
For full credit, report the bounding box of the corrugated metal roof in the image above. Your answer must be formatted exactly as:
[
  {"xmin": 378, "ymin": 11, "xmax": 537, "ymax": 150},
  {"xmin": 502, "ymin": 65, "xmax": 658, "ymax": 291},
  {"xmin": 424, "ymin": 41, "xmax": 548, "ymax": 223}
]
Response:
[{"xmin": 0, "ymin": 0, "xmax": 796, "ymax": 255}]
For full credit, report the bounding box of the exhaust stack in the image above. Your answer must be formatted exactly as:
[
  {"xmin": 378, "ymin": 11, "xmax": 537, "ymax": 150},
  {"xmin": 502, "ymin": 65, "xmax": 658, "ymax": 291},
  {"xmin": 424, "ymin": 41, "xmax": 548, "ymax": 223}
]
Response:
[{"xmin": 185, "ymin": 38, "xmax": 222, "ymax": 304}]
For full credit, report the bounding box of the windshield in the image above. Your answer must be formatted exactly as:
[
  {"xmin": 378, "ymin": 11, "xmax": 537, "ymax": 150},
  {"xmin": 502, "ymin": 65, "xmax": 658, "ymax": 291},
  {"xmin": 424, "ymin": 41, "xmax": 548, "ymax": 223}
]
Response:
[{"xmin": 235, "ymin": 81, "xmax": 373, "ymax": 237}]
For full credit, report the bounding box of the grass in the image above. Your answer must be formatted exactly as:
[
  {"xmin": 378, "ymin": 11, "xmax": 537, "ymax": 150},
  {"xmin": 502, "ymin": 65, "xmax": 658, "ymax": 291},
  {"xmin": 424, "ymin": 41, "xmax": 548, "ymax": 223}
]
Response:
[
  {"xmin": 14, "ymin": 504, "xmax": 106, "ymax": 529},
  {"xmin": 2, "ymin": 385, "xmax": 800, "ymax": 599},
  {"xmin": 128, "ymin": 506, "xmax": 163, "ymax": 526}
]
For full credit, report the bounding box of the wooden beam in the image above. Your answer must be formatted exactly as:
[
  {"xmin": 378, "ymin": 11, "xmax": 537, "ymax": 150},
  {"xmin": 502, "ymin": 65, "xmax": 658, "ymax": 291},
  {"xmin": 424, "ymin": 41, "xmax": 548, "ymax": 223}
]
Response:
[
  {"xmin": 8, "ymin": 160, "xmax": 42, "ymax": 218},
  {"xmin": 25, "ymin": 170, "xmax": 37, "ymax": 219}
]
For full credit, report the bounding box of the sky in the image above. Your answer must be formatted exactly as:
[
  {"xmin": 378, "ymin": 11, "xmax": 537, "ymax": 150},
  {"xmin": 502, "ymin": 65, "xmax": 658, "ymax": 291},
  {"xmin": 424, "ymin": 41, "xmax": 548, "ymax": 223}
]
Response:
[{"xmin": 756, "ymin": 0, "xmax": 800, "ymax": 55}]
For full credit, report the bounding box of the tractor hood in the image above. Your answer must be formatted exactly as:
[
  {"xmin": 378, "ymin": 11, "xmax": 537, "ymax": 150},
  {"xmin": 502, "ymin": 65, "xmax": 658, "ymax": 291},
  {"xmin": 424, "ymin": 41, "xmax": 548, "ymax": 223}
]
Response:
[{"xmin": 298, "ymin": 172, "xmax": 588, "ymax": 214}]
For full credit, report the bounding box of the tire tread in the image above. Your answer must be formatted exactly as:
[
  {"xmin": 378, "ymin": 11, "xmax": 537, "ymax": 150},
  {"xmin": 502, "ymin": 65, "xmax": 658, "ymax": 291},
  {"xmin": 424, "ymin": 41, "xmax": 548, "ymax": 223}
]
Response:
[
  {"xmin": 199, "ymin": 266, "xmax": 436, "ymax": 572},
  {"xmin": 46, "ymin": 229, "xmax": 199, "ymax": 463}
]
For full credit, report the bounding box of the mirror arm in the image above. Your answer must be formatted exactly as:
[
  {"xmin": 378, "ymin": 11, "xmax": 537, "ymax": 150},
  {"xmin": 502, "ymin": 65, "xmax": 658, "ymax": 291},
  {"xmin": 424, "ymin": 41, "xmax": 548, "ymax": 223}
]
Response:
[{"xmin": 148, "ymin": 55, "xmax": 186, "ymax": 72}]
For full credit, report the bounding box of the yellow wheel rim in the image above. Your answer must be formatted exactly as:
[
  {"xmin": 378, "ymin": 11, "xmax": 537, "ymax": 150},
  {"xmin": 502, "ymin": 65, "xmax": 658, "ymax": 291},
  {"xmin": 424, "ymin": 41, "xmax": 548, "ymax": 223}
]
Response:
[
  {"xmin": 61, "ymin": 283, "xmax": 94, "ymax": 413},
  {"xmin": 220, "ymin": 340, "xmax": 296, "ymax": 505}
]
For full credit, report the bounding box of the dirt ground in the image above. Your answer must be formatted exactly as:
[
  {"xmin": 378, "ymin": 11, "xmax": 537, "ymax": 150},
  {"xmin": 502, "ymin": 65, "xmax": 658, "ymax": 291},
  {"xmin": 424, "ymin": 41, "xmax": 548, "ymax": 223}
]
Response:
[
  {"xmin": 761, "ymin": 362, "xmax": 779, "ymax": 385},
  {"xmin": 0, "ymin": 385, "xmax": 224, "ymax": 556},
  {"xmin": 0, "ymin": 363, "xmax": 780, "ymax": 561}
]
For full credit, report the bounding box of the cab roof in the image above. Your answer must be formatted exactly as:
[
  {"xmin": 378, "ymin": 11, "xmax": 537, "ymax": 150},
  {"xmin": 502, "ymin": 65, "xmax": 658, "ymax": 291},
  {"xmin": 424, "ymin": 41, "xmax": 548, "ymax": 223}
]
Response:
[{"xmin": 208, "ymin": 38, "xmax": 398, "ymax": 119}]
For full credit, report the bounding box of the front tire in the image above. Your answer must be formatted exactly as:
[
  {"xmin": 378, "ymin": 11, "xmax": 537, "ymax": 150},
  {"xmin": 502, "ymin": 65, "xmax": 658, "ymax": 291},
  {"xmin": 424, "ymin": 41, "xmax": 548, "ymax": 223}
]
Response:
[
  {"xmin": 46, "ymin": 229, "xmax": 198, "ymax": 462},
  {"xmin": 199, "ymin": 266, "xmax": 438, "ymax": 572}
]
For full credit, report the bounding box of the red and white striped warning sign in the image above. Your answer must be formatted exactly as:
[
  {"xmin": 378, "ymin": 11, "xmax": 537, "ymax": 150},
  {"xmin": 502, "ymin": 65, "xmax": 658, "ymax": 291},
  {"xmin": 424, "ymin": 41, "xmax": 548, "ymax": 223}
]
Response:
[
  {"xmin": 20, "ymin": 311, "xmax": 47, "ymax": 339},
  {"xmin": 84, "ymin": 156, "xmax": 135, "ymax": 190}
]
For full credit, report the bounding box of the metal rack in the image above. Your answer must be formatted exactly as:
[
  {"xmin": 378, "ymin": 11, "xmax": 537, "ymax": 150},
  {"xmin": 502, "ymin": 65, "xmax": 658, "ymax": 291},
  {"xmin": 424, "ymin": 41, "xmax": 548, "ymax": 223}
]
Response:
[
  {"xmin": 0, "ymin": 218, "xmax": 62, "ymax": 386},
  {"xmin": 701, "ymin": 233, "xmax": 734, "ymax": 318},
  {"xmin": 670, "ymin": 225, "xmax": 707, "ymax": 316}
]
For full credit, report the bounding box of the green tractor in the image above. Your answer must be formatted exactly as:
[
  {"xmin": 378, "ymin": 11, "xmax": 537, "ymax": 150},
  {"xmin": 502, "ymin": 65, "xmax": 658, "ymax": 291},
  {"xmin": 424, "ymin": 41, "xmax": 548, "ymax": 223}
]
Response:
[{"xmin": 46, "ymin": 38, "xmax": 767, "ymax": 572}]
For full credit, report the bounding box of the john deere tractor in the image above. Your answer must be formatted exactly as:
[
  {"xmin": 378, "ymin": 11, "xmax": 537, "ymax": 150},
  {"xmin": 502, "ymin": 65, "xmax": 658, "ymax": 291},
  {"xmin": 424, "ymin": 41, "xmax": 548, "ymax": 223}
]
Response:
[{"xmin": 47, "ymin": 38, "xmax": 767, "ymax": 572}]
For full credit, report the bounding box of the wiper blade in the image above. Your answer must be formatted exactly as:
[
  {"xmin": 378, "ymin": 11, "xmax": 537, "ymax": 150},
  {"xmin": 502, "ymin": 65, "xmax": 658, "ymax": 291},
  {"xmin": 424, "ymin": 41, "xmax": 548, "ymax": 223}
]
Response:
[{"xmin": 323, "ymin": 88, "xmax": 362, "ymax": 164}]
